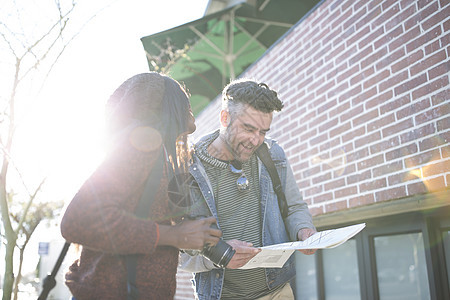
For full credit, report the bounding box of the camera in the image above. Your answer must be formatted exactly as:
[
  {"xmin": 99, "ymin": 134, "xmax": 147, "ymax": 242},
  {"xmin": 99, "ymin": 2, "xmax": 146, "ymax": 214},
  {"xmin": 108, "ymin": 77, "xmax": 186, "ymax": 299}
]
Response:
[
  {"xmin": 201, "ymin": 222, "xmax": 235, "ymax": 268},
  {"xmin": 168, "ymin": 173, "xmax": 235, "ymax": 268}
]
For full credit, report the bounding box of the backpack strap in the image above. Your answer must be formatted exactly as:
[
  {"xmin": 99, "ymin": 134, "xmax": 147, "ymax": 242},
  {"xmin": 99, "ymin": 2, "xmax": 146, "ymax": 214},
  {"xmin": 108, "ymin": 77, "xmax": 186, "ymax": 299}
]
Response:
[
  {"xmin": 126, "ymin": 149, "xmax": 164, "ymax": 300},
  {"xmin": 256, "ymin": 143, "xmax": 288, "ymax": 219}
]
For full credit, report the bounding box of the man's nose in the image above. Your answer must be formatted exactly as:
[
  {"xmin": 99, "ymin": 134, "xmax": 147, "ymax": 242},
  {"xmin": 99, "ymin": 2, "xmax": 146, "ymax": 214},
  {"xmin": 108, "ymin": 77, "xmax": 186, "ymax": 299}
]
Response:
[{"xmin": 249, "ymin": 133, "xmax": 261, "ymax": 146}]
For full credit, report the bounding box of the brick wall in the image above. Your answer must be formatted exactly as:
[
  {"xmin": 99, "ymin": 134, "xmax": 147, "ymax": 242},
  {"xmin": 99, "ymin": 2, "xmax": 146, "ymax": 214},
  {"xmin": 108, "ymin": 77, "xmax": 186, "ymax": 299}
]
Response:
[{"xmin": 193, "ymin": 0, "xmax": 450, "ymax": 217}]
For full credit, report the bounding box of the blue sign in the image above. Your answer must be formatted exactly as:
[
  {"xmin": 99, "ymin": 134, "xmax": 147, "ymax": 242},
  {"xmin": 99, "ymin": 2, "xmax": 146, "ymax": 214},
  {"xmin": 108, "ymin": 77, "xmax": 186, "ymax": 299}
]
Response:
[{"xmin": 38, "ymin": 242, "xmax": 49, "ymax": 255}]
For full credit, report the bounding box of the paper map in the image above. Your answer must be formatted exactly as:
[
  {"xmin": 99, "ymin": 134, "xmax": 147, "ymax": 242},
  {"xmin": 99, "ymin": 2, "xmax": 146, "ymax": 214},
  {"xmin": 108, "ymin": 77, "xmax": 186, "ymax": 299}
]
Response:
[{"xmin": 239, "ymin": 223, "xmax": 366, "ymax": 269}]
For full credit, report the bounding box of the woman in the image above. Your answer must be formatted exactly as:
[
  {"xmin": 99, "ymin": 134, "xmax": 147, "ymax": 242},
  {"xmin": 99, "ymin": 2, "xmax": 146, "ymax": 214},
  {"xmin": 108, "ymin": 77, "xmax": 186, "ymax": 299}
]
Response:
[{"xmin": 61, "ymin": 73, "xmax": 221, "ymax": 299}]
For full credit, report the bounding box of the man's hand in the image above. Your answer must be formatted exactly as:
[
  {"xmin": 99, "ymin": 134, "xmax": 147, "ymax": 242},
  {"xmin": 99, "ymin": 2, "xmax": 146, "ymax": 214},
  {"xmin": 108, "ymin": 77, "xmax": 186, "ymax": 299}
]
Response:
[
  {"xmin": 297, "ymin": 228, "xmax": 317, "ymax": 255},
  {"xmin": 224, "ymin": 239, "xmax": 261, "ymax": 269}
]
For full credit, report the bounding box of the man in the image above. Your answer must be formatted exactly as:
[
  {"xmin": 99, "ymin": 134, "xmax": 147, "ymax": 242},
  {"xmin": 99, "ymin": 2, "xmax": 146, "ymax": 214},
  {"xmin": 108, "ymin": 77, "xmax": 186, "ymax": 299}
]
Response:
[{"xmin": 180, "ymin": 79, "xmax": 316, "ymax": 299}]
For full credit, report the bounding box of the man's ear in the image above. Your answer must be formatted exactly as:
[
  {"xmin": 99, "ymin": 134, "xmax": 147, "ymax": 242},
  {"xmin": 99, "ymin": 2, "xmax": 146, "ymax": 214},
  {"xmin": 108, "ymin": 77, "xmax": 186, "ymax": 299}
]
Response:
[{"xmin": 220, "ymin": 110, "xmax": 231, "ymax": 127}]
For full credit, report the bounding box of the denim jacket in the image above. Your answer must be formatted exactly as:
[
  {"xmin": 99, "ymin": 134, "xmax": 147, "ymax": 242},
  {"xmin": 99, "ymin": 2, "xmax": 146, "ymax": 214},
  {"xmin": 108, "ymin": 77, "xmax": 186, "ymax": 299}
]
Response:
[{"xmin": 180, "ymin": 131, "xmax": 315, "ymax": 300}]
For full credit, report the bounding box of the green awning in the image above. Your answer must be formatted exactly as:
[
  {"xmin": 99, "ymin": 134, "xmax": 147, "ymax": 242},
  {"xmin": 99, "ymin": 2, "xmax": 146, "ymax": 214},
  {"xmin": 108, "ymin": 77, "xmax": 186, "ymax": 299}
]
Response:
[{"xmin": 141, "ymin": 0, "xmax": 319, "ymax": 115}]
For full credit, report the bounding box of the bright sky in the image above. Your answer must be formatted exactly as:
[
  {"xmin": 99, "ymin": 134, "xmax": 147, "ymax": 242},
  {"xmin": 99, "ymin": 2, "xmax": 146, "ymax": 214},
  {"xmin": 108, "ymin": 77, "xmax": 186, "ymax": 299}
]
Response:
[
  {"xmin": 1, "ymin": 0, "xmax": 210, "ymax": 276},
  {"xmin": 14, "ymin": 0, "xmax": 210, "ymax": 200}
]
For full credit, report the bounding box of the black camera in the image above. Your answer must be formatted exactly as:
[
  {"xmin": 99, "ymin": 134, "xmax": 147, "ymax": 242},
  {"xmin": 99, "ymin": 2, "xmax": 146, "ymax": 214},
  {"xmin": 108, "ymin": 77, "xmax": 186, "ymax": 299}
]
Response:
[
  {"xmin": 201, "ymin": 223, "xmax": 235, "ymax": 268},
  {"xmin": 168, "ymin": 174, "xmax": 235, "ymax": 268}
]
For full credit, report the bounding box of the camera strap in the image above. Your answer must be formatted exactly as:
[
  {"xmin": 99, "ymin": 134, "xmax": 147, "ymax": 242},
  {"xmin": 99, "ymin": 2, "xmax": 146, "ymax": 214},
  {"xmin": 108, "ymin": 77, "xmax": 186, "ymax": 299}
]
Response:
[
  {"xmin": 255, "ymin": 143, "xmax": 288, "ymax": 219},
  {"xmin": 126, "ymin": 148, "xmax": 164, "ymax": 300}
]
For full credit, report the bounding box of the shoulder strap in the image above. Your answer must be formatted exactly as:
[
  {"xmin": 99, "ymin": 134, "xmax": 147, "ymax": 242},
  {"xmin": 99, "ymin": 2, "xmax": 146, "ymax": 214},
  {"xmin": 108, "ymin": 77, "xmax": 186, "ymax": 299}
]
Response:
[
  {"xmin": 256, "ymin": 143, "xmax": 288, "ymax": 219},
  {"xmin": 126, "ymin": 149, "xmax": 164, "ymax": 300}
]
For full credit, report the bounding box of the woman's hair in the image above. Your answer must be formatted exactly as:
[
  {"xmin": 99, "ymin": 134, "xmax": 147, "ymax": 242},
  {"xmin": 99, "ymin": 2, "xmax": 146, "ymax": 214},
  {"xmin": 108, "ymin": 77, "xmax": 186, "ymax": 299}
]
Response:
[{"xmin": 105, "ymin": 72, "xmax": 192, "ymax": 173}]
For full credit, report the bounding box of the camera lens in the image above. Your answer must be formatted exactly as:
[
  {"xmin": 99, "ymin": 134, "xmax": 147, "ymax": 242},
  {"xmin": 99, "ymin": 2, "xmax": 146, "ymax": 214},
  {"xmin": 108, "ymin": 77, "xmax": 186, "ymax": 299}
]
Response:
[
  {"xmin": 201, "ymin": 222, "xmax": 235, "ymax": 268},
  {"xmin": 202, "ymin": 240, "xmax": 235, "ymax": 268}
]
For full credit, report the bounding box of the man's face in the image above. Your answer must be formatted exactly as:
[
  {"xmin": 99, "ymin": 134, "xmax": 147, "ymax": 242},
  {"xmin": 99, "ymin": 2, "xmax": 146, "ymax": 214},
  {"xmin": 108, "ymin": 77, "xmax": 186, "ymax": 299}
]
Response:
[{"xmin": 223, "ymin": 104, "xmax": 273, "ymax": 162}]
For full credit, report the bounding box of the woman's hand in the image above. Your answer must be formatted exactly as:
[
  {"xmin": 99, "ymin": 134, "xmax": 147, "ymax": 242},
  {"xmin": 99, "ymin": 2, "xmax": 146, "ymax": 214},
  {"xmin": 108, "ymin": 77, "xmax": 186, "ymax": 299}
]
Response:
[{"xmin": 159, "ymin": 216, "xmax": 222, "ymax": 250}]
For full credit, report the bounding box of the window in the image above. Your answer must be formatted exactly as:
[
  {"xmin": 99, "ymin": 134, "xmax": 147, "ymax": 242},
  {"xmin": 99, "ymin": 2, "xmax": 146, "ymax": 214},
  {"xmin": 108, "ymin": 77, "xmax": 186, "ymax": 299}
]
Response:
[{"xmin": 294, "ymin": 210, "xmax": 450, "ymax": 300}]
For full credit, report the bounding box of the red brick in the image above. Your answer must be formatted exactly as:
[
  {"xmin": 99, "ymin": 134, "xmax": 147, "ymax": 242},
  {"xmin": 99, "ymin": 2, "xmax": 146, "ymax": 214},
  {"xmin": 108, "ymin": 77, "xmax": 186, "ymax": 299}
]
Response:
[
  {"xmin": 386, "ymin": 143, "xmax": 418, "ymax": 161},
  {"xmin": 379, "ymin": 95, "xmax": 410, "ymax": 115},
  {"xmin": 324, "ymin": 178, "xmax": 346, "ymax": 191},
  {"xmin": 318, "ymin": 117, "xmax": 339, "ymax": 133},
  {"xmin": 350, "ymin": 66, "xmax": 375, "ymax": 86},
  {"xmin": 389, "ymin": 26, "xmax": 421, "ymax": 52},
  {"xmin": 350, "ymin": 45, "xmax": 373, "ymax": 67},
  {"xmin": 313, "ymin": 192, "xmax": 333, "ymax": 204},
  {"xmin": 421, "ymin": 4, "xmax": 450, "ymax": 31},
  {"xmin": 386, "ymin": 3, "xmax": 416, "ymax": 31},
  {"xmin": 429, "ymin": 62, "xmax": 450, "ymax": 80},
  {"xmin": 367, "ymin": 114, "xmax": 395, "ymax": 132},
  {"xmin": 388, "ymin": 170, "xmax": 420, "ymax": 185},
  {"xmin": 338, "ymin": 64, "xmax": 360, "ymax": 83},
  {"xmin": 395, "ymin": 73, "xmax": 428, "ymax": 96},
  {"xmin": 415, "ymin": 102, "xmax": 450, "ymax": 125},
  {"xmin": 407, "ymin": 25, "xmax": 442, "ymax": 54},
  {"xmin": 362, "ymin": 46, "xmax": 388, "ymax": 69},
  {"xmin": 309, "ymin": 206, "xmax": 324, "ymax": 216},
  {"xmin": 356, "ymin": 6, "xmax": 382, "ymax": 31},
  {"xmin": 327, "ymin": 62, "xmax": 348, "ymax": 82},
  {"xmin": 336, "ymin": 45, "xmax": 358, "ymax": 65},
  {"xmin": 310, "ymin": 132, "xmax": 328, "ymax": 146},
  {"xmin": 357, "ymin": 153, "xmax": 385, "ymax": 170},
  {"xmin": 430, "ymin": 88, "xmax": 450, "ymax": 106},
  {"xmin": 325, "ymin": 200, "xmax": 348, "ymax": 213},
  {"xmin": 330, "ymin": 121, "xmax": 352, "ymax": 138},
  {"xmin": 355, "ymin": 131, "xmax": 382, "ymax": 149},
  {"xmin": 347, "ymin": 169, "xmax": 372, "ymax": 184},
  {"xmin": 364, "ymin": 69, "xmax": 391, "ymax": 90},
  {"xmin": 379, "ymin": 71, "xmax": 409, "ymax": 92},
  {"xmin": 343, "ymin": 6, "xmax": 367, "ymax": 30},
  {"xmin": 376, "ymin": 186, "xmax": 407, "ymax": 201},
  {"xmin": 370, "ymin": 136, "xmax": 400, "ymax": 154},
  {"xmin": 360, "ymin": 178, "xmax": 387, "ymax": 192},
  {"xmin": 392, "ymin": 50, "xmax": 424, "ymax": 74},
  {"xmin": 382, "ymin": 118, "xmax": 414, "ymax": 138},
  {"xmin": 405, "ymin": 1, "xmax": 438, "ymax": 30},
  {"xmin": 422, "ymin": 160, "xmax": 450, "ymax": 177},
  {"xmin": 320, "ymin": 137, "xmax": 341, "ymax": 152},
  {"xmin": 339, "ymin": 85, "xmax": 363, "ymax": 104},
  {"xmin": 347, "ymin": 147, "xmax": 370, "ymax": 163},
  {"xmin": 349, "ymin": 193, "xmax": 376, "ymax": 208},
  {"xmin": 408, "ymin": 176, "xmax": 446, "ymax": 194},
  {"xmin": 404, "ymin": 149, "xmax": 441, "ymax": 168},
  {"xmin": 335, "ymin": 186, "xmax": 358, "ymax": 199},
  {"xmin": 343, "ymin": 126, "xmax": 366, "ymax": 143},
  {"xmin": 312, "ymin": 172, "xmax": 332, "ymax": 185},
  {"xmin": 425, "ymin": 40, "xmax": 442, "ymax": 55},
  {"xmin": 355, "ymin": 87, "xmax": 378, "ymax": 107},
  {"xmin": 436, "ymin": 117, "xmax": 450, "ymax": 131},
  {"xmin": 340, "ymin": 105, "xmax": 364, "ymax": 123},
  {"xmin": 400, "ymin": 123, "xmax": 436, "ymax": 143},
  {"xmin": 373, "ymin": 160, "xmax": 404, "ymax": 177},
  {"xmin": 353, "ymin": 108, "xmax": 380, "ymax": 127},
  {"xmin": 367, "ymin": 90, "xmax": 395, "ymax": 111},
  {"xmin": 304, "ymin": 185, "xmax": 323, "ymax": 197},
  {"xmin": 376, "ymin": 48, "xmax": 405, "ymax": 71},
  {"xmin": 375, "ymin": 25, "xmax": 404, "ymax": 49},
  {"xmin": 328, "ymin": 82, "xmax": 349, "ymax": 99},
  {"xmin": 396, "ymin": 99, "xmax": 431, "ymax": 120},
  {"xmin": 347, "ymin": 26, "xmax": 371, "ymax": 48},
  {"xmin": 410, "ymin": 50, "xmax": 446, "ymax": 76}
]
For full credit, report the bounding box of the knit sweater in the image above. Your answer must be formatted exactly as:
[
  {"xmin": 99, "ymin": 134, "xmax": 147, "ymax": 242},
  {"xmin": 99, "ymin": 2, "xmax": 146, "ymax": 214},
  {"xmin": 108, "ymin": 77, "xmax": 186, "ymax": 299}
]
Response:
[{"xmin": 61, "ymin": 129, "xmax": 178, "ymax": 300}]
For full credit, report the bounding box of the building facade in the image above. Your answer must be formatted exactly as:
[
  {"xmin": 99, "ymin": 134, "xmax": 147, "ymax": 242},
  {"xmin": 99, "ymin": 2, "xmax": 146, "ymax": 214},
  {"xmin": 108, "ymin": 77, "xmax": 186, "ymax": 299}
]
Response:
[{"xmin": 181, "ymin": 0, "xmax": 450, "ymax": 299}]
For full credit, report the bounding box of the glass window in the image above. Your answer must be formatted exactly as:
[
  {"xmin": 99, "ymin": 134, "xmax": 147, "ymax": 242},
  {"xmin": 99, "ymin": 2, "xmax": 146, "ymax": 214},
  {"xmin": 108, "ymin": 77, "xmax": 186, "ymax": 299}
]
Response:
[
  {"xmin": 374, "ymin": 233, "xmax": 430, "ymax": 300},
  {"xmin": 295, "ymin": 251, "xmax": 318, "ymax": 300},
  {"xmin": 322, "ymin": 239, "xmax": 361, "ymax": 300},
  {"xmin": 443, "ymin": 230, "xmax": 450, "ymax": 288}
]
